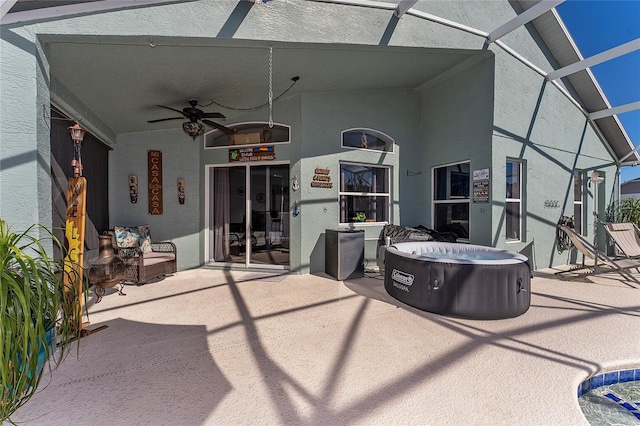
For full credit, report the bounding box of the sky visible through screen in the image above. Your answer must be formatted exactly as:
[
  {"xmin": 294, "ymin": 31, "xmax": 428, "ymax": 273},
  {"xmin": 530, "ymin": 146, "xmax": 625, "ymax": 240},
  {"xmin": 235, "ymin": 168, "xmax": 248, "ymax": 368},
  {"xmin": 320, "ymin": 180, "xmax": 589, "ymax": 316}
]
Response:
[{"xmin": 556, "ymin": 0, "xmax": 640, "ymax": 183}]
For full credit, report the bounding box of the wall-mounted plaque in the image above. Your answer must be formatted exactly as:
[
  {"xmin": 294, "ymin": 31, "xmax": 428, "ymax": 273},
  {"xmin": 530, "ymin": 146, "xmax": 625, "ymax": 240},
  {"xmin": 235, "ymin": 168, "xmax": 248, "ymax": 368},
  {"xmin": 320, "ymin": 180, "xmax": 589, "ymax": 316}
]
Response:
[
  {"xmin": 473, "ymin": 181, "xmax": 489, "ymax": 203},
  {"xmin": 311, "ymin": 167, "xmax": 333, "ymax": 188},
  {"xmin": 177, "ymin": 178, "xmax": 185, "ymax": 205},
  {"xmin": 473, "ymin": 168, "xmax": 490, "ymax": 181},
  {"xmin": 148, "ymin": 150, "xmax": 163, "ymax": 215},
  {"xmin": 229, "ymin": 146, "xmax": 276, "ymax": 162},
  {"xmin": 128, "ymin": 174, "xmax": 138, "ymax": 203}
]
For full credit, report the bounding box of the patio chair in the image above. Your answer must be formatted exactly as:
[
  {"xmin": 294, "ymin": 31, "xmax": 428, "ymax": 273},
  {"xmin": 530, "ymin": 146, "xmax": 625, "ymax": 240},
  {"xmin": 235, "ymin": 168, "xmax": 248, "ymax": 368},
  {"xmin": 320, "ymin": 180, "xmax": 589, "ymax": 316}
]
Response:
[
  {"xmin": 556, "ymin": 225, "xmax": 640, "ymax": 283},
  {"xmin": 602, "ymin": 222, "xmax": 640, "ymax": 259},
  {"xmin": 108, "ymin": 225, "xmax": 177, "ymax": 284}
]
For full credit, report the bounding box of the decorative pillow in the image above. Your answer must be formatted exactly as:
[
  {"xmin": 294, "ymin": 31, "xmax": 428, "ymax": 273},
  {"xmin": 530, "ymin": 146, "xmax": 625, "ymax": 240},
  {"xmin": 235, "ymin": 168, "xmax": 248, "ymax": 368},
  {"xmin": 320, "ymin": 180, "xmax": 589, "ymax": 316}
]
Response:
[
  {"xmin": 114, "ymin": 226, "xmax": 138, "ymax": 248},
  {"xmin": 114, "ymin": 225, "xmax": 152, "ymax": 254},
  {"xmin": 137, "ymin": 225, "xmax": 152, "ymax": 254}
]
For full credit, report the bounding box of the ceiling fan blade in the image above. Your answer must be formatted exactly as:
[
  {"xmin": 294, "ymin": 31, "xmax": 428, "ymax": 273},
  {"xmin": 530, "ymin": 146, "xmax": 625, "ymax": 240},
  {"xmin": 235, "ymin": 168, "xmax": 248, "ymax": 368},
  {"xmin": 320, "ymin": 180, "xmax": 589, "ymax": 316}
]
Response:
[
  {"xmin": 202, "ymin": 112, "xmax": 226, "ymax": 119},
  {"xmin": 157, "ymin": 105, "xmax": 189, "ymax": 117},
  {"xmin": 147, "ymin": 117, "xmax": 184, "ymax": 123},
  {"xmin": 203, "ymin": 119, "xmax": 234, "ymax": 134}
]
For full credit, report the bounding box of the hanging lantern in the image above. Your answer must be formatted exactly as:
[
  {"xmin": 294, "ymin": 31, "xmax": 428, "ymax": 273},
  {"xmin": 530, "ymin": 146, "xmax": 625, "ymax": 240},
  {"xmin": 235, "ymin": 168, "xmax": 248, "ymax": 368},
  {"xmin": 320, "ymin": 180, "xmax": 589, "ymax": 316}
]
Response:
[{"xmin": 68, "ymin": 123, "xmax": 86, "ymax": 144}]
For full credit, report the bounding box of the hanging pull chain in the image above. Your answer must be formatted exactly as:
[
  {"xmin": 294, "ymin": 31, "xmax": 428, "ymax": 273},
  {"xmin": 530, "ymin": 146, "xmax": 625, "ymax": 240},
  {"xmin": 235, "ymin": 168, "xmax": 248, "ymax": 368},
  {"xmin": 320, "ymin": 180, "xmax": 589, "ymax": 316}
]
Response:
[{"xmin": 268, "ymin": 46, "xmax": 274, "ymax": 128}]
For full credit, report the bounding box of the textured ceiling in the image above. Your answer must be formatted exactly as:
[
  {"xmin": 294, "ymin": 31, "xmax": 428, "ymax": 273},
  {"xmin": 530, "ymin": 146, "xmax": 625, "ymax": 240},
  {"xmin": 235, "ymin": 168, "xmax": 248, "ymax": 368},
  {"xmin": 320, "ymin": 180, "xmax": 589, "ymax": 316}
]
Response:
[{"xmin": 44, "ymin": 35, "xmax": 476, "ymax": 138}]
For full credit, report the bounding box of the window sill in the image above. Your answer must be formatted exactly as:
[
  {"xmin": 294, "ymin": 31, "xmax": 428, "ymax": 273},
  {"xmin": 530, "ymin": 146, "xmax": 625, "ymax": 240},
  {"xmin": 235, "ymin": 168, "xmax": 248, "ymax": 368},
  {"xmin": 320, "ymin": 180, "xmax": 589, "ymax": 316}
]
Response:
[{"xmin": 339, "ymin": 221, "xmax": 387, "ymax": 226}]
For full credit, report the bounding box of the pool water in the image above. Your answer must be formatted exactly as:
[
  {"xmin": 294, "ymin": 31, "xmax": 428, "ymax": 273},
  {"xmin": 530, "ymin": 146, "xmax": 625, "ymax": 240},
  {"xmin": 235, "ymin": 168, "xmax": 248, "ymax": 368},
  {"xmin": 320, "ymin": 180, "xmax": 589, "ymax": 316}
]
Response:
[{"xmin": 578, "ymin": 369, "xmax": 640, "ymax": 425}]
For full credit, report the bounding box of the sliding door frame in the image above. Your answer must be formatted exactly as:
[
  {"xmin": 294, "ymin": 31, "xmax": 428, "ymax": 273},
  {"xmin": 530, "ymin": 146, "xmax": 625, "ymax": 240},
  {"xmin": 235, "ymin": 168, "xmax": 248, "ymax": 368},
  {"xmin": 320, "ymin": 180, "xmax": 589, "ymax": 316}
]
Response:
[{"xmin": 205, "ymin": 160, "xmax": 290, "ymax": 270}]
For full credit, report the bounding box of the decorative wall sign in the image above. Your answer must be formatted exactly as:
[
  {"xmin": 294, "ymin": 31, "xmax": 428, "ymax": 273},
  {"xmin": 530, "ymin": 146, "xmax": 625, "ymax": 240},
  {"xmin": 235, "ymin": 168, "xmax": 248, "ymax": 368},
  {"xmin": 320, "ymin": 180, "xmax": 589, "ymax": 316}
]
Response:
[
  {"xmin": 473, "ymin": 168, "xmax": 490, "ymax": 181},
  {"xmin": 148, "ymin": 150, "xmax": 163, "ymax": 215},
  {"xmin": 473, "ymin": 181, "xmax": 490, "ymax": 203},
  {"xmin": 311, "ymin": 167, "xmax": 333, "ymax": 188},
  {"xmin": 64, "ymin": 176, "xmax": 87, "ymax": 327},
  {"xmin": 128, "ymin": 174, "xmax": 138, "ymax": 203},
  {"xmin": 229, "ymin": 146, "xmax": 275, "ymax": 162},
  {"xmin": 177, "ymin": 178, "xmax": 185, "ymax": 205}
]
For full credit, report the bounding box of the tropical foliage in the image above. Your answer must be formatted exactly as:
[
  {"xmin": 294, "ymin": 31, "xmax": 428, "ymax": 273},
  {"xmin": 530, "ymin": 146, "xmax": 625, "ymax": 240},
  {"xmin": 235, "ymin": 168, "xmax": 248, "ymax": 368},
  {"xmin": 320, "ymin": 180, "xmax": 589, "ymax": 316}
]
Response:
[
  {"xmin": 0, "ymin": 219, "xmax": 80, "ymax": 422},
  {"xmin": 606, "ymin": 197, "xmax": 640, "ymax": 225}
]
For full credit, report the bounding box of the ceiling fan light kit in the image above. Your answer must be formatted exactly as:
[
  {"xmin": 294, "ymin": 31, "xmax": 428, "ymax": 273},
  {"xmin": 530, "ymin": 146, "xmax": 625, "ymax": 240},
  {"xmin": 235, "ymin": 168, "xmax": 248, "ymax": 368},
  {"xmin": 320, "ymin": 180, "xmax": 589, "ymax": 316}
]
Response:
[
  {"xmin": 147, "ymin": 98, "xmax": 232, "ymax": 139},
  {"xmin": 182, "ymin": 121, "xmax": 204, "ymax": 139}
]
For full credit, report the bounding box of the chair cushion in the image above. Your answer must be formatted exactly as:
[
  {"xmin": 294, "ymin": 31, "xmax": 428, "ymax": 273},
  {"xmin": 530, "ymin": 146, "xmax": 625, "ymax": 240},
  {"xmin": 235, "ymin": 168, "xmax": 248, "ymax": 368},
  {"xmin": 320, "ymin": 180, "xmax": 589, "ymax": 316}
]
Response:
[
  {"xmin": 114, "ymin": 225, "xmax": 152, "ymax": 253},
  {"xmin": 142, "ymin": 251, "xmax": 176, "ymax": 266}
]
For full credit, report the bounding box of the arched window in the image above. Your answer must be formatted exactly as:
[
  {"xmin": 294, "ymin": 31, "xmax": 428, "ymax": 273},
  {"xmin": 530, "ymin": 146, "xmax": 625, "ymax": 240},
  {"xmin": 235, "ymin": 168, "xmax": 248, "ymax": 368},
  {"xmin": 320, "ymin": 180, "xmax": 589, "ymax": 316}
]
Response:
[
  {"xmin": 205, "ymin": 122, "xmax": 290, "ymax": 148},
  {"xmin": 341, "ymin": 128, "xmax": 394, "ymax": 152}
]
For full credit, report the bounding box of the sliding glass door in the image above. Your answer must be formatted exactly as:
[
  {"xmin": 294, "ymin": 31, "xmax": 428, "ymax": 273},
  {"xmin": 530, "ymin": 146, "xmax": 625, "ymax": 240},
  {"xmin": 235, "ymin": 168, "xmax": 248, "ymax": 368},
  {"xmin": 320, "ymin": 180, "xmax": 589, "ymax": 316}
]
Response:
[{"xmin": 209, "ymin": 163, "xmax": 289, "ymax": 269}]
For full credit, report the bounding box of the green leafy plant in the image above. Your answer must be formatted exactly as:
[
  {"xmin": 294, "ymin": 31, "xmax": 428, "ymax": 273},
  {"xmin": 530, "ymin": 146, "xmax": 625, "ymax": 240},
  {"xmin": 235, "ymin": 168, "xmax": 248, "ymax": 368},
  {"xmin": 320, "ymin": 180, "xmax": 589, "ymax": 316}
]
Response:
[
  {"xmin": 352, "ymin": 212, "xmax": 366, "ymax": 222},
  {"xmin": 606, "ymin": 197, "xmax": 640, "ymax": 225},
  {"xmin": 1, "ymin": 219, "xmax": 80, "ymax": 422}
]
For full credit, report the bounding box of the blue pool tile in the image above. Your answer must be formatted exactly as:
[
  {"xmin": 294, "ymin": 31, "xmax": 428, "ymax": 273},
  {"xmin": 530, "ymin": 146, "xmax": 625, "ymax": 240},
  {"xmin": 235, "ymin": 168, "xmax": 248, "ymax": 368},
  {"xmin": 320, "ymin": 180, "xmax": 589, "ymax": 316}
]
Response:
[
  {"xmin": 591, "ymin": 375, "xmax": 604, "ymax": 389},
  {"xmin": 605, "ymin": 393, "xmax": 622, "ymax": 402},
  {"xmin": 620, "ymin": 370, "xmax": 635, "ymax": 383},
  {"xmin": 635, "ymin": 369, "xmax": 640, "ymax": 381},
  {"xmin": 604, "ymin": 372, "xmax": 619, "ymax": 385},
  {"xmin": 634, "ymin": 412, "xmax": 640, "ymax": 421},
  {"xmin": 621, "ymin": 402, "xmax": 637, "ymax": 411},
  {"xmin": 580, "ymin": 381, "xmax": 591, "ymax": 395}
]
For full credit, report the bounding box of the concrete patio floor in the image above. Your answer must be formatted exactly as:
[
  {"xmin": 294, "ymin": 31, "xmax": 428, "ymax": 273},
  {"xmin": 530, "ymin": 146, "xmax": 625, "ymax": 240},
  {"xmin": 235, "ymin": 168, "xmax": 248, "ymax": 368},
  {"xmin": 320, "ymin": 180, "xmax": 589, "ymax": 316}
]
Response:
[{"xmin": 12, "ymin": 264, "xmax": 640, "ymax": 425}]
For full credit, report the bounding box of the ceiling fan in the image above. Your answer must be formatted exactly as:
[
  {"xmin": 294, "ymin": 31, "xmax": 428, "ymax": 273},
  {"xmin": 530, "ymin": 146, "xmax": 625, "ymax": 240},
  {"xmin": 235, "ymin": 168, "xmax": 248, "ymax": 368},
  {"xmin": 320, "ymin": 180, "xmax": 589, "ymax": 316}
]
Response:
[{"xmin": 147, "ymin": 99, "xmax": 233, "ymax": 139}]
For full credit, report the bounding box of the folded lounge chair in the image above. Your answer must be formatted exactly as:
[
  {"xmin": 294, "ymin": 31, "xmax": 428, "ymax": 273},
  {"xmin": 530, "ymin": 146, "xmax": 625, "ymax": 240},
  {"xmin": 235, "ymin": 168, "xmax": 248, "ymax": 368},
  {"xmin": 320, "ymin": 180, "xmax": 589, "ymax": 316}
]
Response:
[
  {"xmin": 602, "ymin": 222, "xmax": 640, "ymax": 259},
  {"xmin": 556, "ymin": 225, "xmax": 640, "ymax": 283}
]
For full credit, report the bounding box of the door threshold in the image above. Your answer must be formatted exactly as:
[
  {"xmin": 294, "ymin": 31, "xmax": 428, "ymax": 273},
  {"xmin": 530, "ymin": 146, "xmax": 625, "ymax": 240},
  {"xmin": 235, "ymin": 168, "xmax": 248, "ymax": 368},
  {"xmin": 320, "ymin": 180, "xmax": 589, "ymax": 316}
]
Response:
[{"xmin": 204, "ymin": 262, "xmax": 289, "ymax": 273}]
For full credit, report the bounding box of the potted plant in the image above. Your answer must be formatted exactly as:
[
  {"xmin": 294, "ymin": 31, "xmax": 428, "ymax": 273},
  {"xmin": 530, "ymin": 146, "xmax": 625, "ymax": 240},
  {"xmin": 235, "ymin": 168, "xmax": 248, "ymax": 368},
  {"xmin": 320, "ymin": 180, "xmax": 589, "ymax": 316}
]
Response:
[
  {"xmin": 352, "ymin": 212, "xmax": 366, "ymax": 222},
  {"xmin": 1, "ymin": 219, "xmax": 80, "ymax": 422}
]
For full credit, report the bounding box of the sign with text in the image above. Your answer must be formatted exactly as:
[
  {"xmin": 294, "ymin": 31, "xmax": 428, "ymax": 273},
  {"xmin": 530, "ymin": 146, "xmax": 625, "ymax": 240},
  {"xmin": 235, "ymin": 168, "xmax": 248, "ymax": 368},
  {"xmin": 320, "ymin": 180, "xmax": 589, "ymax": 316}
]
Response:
[
  {"xmin": 311, "ymin": 167, "xmax": 333, "ymax": 188},
  {"xmin": 473, "ymin": 168, "xmax": 490, "ymax": 181},
  {"xmin": 229, "ymin": 146, "xmax": 276, "ymax": 162},
  {"xmin": 473, "ymin": 181, "xmax": 489, "ymax": 203},
  {"xmin": 148, "ymin": 150, "xmax": 163, "ymax": 215}
]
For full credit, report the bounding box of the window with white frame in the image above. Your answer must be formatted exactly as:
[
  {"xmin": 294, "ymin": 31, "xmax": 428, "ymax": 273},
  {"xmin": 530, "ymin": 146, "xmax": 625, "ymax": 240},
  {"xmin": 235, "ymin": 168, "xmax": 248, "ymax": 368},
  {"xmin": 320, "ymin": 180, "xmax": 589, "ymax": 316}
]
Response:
[
  {"xmin": 506, "ymin": 159, "xmax": 522, "ymax": 242},
  {"xmin": 339, "ymin": 163, "xmax": 390, "ymax": 223},
  {"xmin": 573, "ymin": 170, "xmax": 583, "ymax": 234},
  {"xmin": 433, "ymin": 162, "xmax": 470, "ymax": 240}
]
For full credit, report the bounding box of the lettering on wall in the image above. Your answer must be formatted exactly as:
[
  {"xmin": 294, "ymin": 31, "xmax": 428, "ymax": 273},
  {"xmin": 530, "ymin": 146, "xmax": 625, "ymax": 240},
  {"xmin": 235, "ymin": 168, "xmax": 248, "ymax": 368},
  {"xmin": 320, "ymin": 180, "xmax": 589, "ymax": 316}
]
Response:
[
  {"xmin": 148, "ymin": 150, "xmax": 163, "ymax": 215},
  {"xmin": 311, "ymin": 167, "xmax": 333, "ymax": 188}
]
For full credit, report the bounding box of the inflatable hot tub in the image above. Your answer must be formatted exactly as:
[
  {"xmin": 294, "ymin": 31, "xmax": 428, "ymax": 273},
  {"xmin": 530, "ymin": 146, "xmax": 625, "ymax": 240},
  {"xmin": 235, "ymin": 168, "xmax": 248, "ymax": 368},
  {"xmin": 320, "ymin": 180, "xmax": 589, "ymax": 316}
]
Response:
[{"xmin": 384, "ymin": 241, "xmax": 531, "ymax": 319}]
